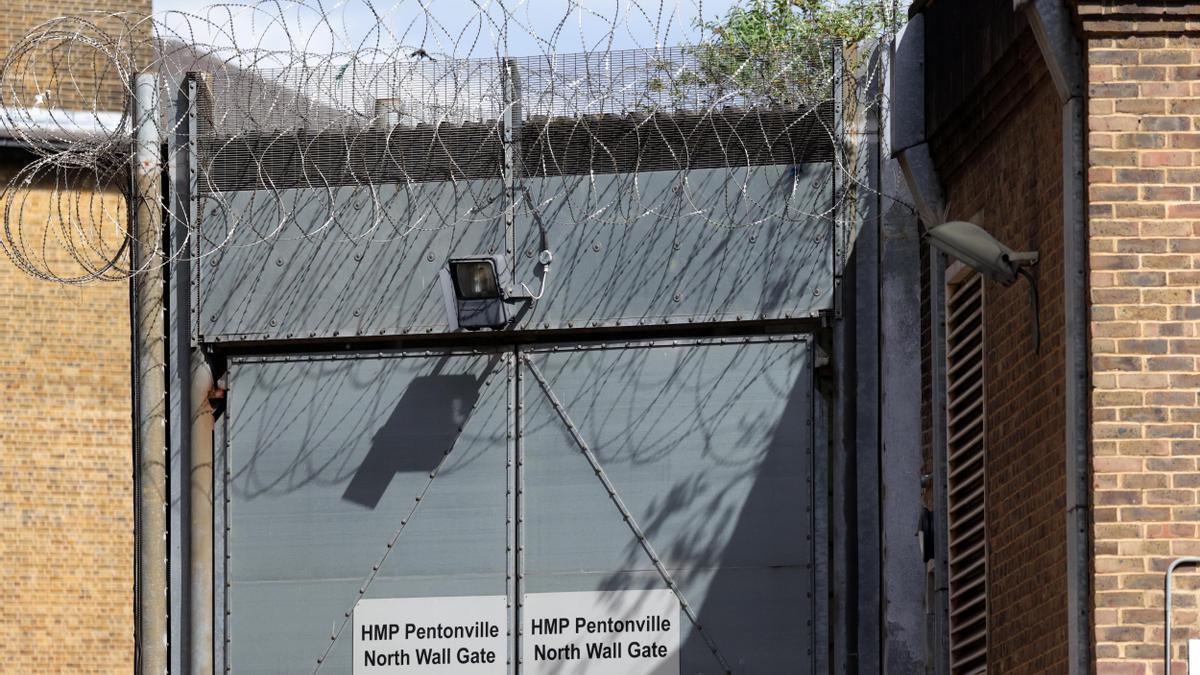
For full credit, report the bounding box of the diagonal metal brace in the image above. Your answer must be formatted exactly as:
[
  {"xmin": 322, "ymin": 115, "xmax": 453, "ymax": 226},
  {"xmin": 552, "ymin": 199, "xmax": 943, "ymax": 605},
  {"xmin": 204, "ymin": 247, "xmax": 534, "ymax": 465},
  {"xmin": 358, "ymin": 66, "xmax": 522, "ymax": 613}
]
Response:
[
  {"xmin": 522, "ymin": 355, "xmax": 732, "ymax": 674},
  {"xmin": 313, "ymin": 362, "xmax": 503, "ymax": 674},
  {"xmin": 313, "ymin": 445, "xmax": 452, "ymax": 674}
]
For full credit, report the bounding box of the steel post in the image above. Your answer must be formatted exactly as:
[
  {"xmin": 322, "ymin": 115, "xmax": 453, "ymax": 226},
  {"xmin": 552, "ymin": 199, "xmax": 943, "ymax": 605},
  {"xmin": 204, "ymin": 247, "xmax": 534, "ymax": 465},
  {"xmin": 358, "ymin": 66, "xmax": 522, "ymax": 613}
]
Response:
[
  {"xmin": 134, "ymin": 71, "xmax": 168, "ymax": 675},
  {"xmin": 501, "ymin": 57, "xmax": 522, "ymax": 289},
  {"xmin": 190, "ymin": 351, "xmax": 215, "ymax": 675}
]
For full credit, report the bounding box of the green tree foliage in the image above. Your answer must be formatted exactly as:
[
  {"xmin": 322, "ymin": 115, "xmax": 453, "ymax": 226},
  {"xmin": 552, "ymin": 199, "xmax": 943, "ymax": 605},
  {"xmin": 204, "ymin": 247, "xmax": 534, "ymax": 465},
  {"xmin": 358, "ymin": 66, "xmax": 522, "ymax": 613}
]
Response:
[
  {"xmin": 704, "ymin": 0, "xmax": 887, "ymax": 48},
  {"xmin": 649, "ymin": 0, "xmax": 889, "ymax": 109}
]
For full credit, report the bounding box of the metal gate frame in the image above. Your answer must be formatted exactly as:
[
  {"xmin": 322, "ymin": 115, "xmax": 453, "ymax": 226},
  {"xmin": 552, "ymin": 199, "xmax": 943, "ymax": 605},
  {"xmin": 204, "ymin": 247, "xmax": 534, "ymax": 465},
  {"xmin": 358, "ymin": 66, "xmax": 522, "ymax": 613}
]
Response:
[{"xmin": 213, "ymin": 334, "xmax": 827, "ymax": 673}]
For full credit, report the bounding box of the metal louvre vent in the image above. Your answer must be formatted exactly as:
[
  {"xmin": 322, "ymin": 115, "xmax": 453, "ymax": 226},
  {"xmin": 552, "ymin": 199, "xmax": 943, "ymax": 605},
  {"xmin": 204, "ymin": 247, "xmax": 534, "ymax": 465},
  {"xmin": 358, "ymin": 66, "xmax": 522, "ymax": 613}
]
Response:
[{"xmin": 945, "ymin": 269, "xmax": 987, "ymax": 675}]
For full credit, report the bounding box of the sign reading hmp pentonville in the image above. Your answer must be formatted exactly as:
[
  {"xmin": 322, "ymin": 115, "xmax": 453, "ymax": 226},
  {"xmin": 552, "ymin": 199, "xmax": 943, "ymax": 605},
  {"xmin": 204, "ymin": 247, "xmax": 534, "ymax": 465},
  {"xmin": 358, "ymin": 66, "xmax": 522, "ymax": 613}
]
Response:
[
  {"xmin": 523, "ymin": 590, "xmax": 680, "ymax": 675},
  {"xmin": 353, "ymin": 595, "xmax": 508, "ymax": 672},
  {"xmin": 353, "ymin": 590, "xmax": 680, "ymax": 674}
]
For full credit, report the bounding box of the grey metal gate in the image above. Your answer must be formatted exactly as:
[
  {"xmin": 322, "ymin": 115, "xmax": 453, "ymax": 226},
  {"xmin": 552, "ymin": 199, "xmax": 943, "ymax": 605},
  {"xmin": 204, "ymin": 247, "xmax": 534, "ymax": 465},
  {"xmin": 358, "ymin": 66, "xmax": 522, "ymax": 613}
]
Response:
[
  {"xmin": 221, "ymin": 350, "xmax": 513, "ymax": 674},
  {"xmin": 220, "ymin": 335, "xmax": 816, "ymax": 673},
  {"xmin": 518, "ymin": 336, "xmax": 816, "ymax": 673}
]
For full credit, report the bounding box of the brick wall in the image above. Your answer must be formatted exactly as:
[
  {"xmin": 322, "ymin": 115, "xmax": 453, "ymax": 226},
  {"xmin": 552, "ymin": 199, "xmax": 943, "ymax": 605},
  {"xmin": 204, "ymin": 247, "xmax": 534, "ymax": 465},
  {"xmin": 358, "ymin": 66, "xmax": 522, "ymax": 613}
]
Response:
[
  {"xmin": 0, "ymin": 2, "xmax": 151, "ymax": 112},
  {"xmin": 928, "ymin": 34, "xmax": 1069, "ymax": 673},
  {"xmin": 0, "ymin": 161, "xmax": 133, "ymax": 672},
  {"xmin": 1088, "ymin": 32, "xmax": 1200, "ymax": 675},
  {"xmin": 0, "ymin": 0, "xmax": 146, "ymax": 670}
]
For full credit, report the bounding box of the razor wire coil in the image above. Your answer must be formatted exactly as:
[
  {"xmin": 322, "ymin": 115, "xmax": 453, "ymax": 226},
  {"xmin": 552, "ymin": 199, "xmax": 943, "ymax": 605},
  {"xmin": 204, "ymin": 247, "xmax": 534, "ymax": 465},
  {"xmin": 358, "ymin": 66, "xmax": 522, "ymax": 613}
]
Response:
[{"xmin": 0, "ymin": 1, "xmax": 902, "ymax": 284}]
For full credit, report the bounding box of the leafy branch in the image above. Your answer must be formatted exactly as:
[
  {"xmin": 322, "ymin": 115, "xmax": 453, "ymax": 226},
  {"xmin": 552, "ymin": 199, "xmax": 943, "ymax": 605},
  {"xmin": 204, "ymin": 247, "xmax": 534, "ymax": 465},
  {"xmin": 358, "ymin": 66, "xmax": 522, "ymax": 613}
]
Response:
[{"xmin": 644, "ymin": 0, "xmax": 891, "ymax": 111}]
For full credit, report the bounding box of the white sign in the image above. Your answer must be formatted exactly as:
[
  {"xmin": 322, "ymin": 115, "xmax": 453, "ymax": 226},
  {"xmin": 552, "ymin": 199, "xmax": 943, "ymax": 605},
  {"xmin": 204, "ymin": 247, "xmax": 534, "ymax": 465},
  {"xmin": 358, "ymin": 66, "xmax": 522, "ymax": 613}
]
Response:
[
  {"xmin": 523, "ymin": 590, "xmax": 681, "ymax": 675},
  {"xmin": 353, "ymin": 595, "xmax": 507, "ymax": 673}
]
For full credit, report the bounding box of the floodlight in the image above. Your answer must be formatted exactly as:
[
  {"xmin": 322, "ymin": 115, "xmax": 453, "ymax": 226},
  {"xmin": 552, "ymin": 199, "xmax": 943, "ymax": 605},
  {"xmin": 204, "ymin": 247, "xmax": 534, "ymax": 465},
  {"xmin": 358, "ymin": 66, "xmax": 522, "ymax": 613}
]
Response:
[
  {"xmin": 925, "ymin": 220, "xmax": 1042, "ymax": 351},
  {"xmin": 924, "ymin": 220, "xmax": 1037, "ymax": 286},
  {"xmin": 440, "ymin": 250, "xmax": 553, "ymax": 330},
  {"xmin": 440, "ymin": 255, "xmax": 510, "ymax": 330},
  {"xmin": 452, "ymin": 260, "xmax": 501, "ymax": 299}
]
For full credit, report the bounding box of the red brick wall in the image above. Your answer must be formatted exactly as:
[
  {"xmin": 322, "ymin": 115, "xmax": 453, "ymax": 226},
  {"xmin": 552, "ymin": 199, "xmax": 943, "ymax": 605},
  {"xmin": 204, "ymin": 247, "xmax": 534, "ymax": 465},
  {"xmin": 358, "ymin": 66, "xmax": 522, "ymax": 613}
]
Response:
[{"xmin": 928, "ymin": 35, "xmax": 1069, "ymax": 673}]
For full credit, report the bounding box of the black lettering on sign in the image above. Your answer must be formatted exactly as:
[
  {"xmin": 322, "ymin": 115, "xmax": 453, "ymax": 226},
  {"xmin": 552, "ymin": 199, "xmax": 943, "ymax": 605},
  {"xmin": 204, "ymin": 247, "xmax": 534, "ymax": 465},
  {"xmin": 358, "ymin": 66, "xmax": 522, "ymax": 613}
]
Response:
[
  {"xmin": 531, "ymin": 618, "xmax": 570, "ymax": 635},
  {"xmin": 533, "ymin": 644, "xmax": 581, "ymax": 661},
  {"xmin": 361, "ymin": 624, "xmax": 401, "ymax": 641},
  {"xmin": 457, "ymin": 647, "xmax": 497, "ymax": 664},
  {"xmin": 585, "ymin": 642, "xmax": 622, "ymax": 659},
  {"xmin": 628, "ymin": 642, "xmax": 668, "ymax": 658},
  {"xmin": 363, "ymin": 650, "xmax": 405, "ymax": 666},
  {"xmin": 415, "ymin": 648, "xmax": 451, "ymax": 665}
]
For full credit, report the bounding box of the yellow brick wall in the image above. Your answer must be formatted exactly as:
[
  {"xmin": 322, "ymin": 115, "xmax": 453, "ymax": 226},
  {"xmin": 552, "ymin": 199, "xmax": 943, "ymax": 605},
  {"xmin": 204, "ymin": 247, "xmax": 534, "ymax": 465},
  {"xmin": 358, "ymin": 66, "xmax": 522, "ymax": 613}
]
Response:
[
  {"xmin": 1088, "ymin": 34, "xmax": 1200, "ymax": 675},
  {"xmin": 0, "ymin": 2, "xmax": 151, "ymax": 113},
  {"xmin": 0, "ymin": 170, "xmax": 133, "ymax": 672},
  {"xmin": 0, "ymin": 0, "xmax": 147, "ymax": 670}
]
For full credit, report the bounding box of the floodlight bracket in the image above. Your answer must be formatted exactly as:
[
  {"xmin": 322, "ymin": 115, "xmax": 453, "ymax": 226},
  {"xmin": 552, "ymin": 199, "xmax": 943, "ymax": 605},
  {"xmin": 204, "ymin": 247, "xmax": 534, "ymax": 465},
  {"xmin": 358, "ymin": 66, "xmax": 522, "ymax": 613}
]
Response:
[
  {"xmin": 504, "ymin": 249, "xmax": 553, "ymax": 302},
  {"xmin": 1006, "ymin": 250, "xmax": 1039, "ymax": 268}
]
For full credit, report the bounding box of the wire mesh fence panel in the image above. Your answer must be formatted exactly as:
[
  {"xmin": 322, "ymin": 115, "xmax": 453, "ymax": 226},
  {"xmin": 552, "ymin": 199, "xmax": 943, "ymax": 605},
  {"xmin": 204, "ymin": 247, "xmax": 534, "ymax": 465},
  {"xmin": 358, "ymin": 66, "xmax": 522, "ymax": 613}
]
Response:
[{"xmin": 0, "ymin": 1, "xmax": 903, "ymax": 287}]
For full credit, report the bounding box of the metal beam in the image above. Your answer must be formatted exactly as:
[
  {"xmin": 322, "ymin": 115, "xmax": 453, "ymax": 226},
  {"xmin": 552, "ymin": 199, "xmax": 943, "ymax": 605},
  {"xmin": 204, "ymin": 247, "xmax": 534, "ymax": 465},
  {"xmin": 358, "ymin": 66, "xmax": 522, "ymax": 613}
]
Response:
[
  {"xmin": 166, "ymin": 71, "xmax": 190, "ymax": 675},
  {"xmin": 927, "ymin": 249, "xmax": 950, "ymax": 675},
  {"xmin": 501, "ymin": 57, "xmax": 522, "ymax": 290},
  {"xmin": 854, "ymin": 111, "xmax": 882, "ymax": 675},
  {"xmin": 879, "ymin": 41, "xmax": 928, "ymax": 673},
  {"xmin": 886, "ymin": 19, "xmax": 949, "ymax": 673}
]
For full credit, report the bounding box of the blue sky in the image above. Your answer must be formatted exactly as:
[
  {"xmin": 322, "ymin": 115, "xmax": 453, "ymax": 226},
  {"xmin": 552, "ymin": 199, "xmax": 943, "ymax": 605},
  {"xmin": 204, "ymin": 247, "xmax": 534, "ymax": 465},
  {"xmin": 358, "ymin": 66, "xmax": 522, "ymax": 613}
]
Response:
[{"xmin": 151, "ymin": 0, "xmax": 741, "ymax": 59}]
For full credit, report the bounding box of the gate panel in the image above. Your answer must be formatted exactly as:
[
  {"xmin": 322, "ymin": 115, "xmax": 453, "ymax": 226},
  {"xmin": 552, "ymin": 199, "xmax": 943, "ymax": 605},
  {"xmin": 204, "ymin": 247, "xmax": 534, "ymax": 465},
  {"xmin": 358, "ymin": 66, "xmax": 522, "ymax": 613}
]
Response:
[
  {"xmin": 514, "ymin": 165, "xmax": 834, "ymax": 330},
  {"xmin": 224, "ymin": 351, "xmax": 511, "ymax": 674},
  {"xmin": 195, "ymin": 165, "xmax": 833, "ymax": 343},
  {"xmin": 198, "ymin": 179, "xmax": 505, "ymax": 341},
  {"xmin": 519, "ymin": 336, "xmax": 816, "ymax": 673}
]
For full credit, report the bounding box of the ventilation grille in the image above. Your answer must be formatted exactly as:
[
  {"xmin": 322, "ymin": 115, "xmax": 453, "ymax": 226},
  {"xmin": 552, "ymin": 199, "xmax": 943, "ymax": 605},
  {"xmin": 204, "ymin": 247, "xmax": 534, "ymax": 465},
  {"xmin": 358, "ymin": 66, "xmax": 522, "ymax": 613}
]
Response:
[{"xmin": 945, "ymin": 271, "xmax": 987, "ymax": 675}]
